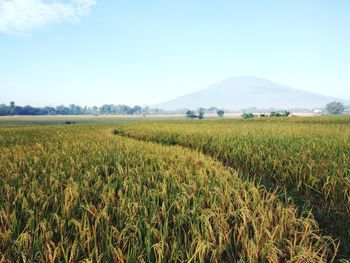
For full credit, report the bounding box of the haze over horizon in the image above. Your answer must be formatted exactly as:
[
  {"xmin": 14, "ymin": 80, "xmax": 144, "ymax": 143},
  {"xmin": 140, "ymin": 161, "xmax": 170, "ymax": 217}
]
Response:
[{"xmin": 1, "ymin": 0, "xmax": 350, "ymax": 107}]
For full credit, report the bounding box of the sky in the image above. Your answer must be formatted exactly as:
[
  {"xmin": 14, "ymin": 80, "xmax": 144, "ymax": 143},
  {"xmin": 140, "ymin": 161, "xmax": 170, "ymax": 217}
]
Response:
[{"xmin": 0, "ymin": 0, "xmax": 350, "ymax": 107}]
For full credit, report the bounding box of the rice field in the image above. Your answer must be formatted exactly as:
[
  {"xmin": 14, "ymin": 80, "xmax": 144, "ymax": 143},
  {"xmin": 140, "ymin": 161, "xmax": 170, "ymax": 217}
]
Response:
[
  {"xmin": 0, "ymin": 116, "xmax": 349, "ymax": 262},
  {"xmin": 114, "ymin": 116, "xmax": 350, "ymax": 260}
]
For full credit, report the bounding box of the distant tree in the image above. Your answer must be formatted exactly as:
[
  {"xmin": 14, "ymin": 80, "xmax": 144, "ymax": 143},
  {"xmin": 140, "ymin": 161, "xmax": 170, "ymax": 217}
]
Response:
[
  {"xmin": 0, "ymin": 104, "xmax": 9, "ymax": 115},
  {"xmin": 131, "ymin": 105, "xmax": 142, "ymax": 115},
  {"xmin": 116, "ymin": 105, "xmax": 132, "ymax": 115},
  {"xmin": 186, "ymin": 110, "xmax": 195, "ymax": 119},
  {"xmin": 100, "ymin": 104, "xmax": 113, "ymax": 114},
  {"xmin": 69, "ymin": 104, "xmax": 82, "ymax": 115},
  {"xmin": 283, "ymin": 110, "xmax": 291, "ymax": 117},
  {"xmin": 326, "ymin": 101, "xmax": 345, "ymax": 115},
  {"xmin": 217, "ymin": 109, "xmax": 224, "ymax": 117},
  {"xmin": 269, "ymin": 111, "xmax": 291, "ymax": 117},
  {"xmin": 22, "ymin": 105, "xmax": 34, "ymax": 115},
  {"xmin": 270, "ymin": 111, "xmax": 282, "ymax": 117},
  {"xmin": 242, "ymin": 112, "xmax": 254, "ymax": 119},
  {"xmin": 142, "ymin": 106, "xmax": 150, "ymax": 115},
  {"xmin": 56, "ymin": 105, "xmax": 70, "ymax": 115},
  {"xmin": 9, "ymin": 101, "xmax": 15, "ymax": 115},
  {"xmin": 92, "ymin": 106, "xmax": 98, "ymax": 115},
  {"xmin": 44, "ymin": 106, "xmax": 56, "ymax": 115},
  {"xmin": 198, "ymin": 109, "xmax": 205, "ymax": 119}
]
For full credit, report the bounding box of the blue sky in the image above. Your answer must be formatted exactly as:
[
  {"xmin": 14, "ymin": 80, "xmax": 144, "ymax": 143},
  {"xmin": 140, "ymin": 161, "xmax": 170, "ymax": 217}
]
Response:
[{"xmin": 0, "ymin": 0, "xmax": 349, "ymax": 106}]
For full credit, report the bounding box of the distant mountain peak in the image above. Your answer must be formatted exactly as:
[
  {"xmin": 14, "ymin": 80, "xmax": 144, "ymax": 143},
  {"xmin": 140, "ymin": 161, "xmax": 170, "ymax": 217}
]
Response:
[
  {"xmin": 156, "ymin": 76, "xmax": 348, "ymax": 110},
  {"xmin": 208, "ymin": 76, "xmax": 292, "ymax": 89}
]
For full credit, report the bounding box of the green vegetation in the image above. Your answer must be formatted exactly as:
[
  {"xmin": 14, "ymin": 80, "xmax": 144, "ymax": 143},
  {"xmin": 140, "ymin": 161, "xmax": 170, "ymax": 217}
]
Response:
[
  {"xmin": 185, "ymin": 110, "xmax": 205, "ymax": 119},
  {"xmin": 0, "ymin": 102, "xmax": 160, "ymax": 116},
  {"xmin": 270, "ymin": 110, "xmax": 291, "ymax": 117},
  {"xmin": 326, "ymin": 101, "xmax": 345, "ymax": 115},
  {"xmin": 242, "ymin": 111, "xmax": 291, "ymax": 119},
  {"xmin": 242, "ymin": 112, "xmax": 254, "ymax": 119},
  {"xmin": 1, "ymin": 116, "xmax": 349, "ymax": 261},
  {"xmin": 216, "ymin": 109, "xmax": 224, "ymax": 117}
]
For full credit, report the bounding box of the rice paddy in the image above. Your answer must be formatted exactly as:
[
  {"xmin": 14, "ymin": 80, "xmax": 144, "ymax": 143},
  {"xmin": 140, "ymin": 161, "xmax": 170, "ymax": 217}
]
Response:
[{"xmin": 1, "ymin": 116, "xmax": 349, "ymax": 262}]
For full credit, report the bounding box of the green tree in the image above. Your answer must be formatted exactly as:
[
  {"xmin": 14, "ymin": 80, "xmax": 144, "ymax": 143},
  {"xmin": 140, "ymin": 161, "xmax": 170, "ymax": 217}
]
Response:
[
  {"xmin": 131, "ymin": 105, "xmax": 142, "ymax": 115},
  {"xmin": 217, "ymin": 109, "xmax": 224, "ymax": 117},
  {"xmin": 242, "ymin": 112, "xmax": 254, "ymax": 119},
  {"xmin": 283, "ymin": 110, "xmax": 291, "ymax": 117},
  {"xmin": 92, "ymin": 106, "xmax": 98, "ymax": 115},
  {"xmin": 198, "ymin": 109, "xmax": 205, "ymax": 119},
  {"xmin": 0, "ymin": 104, "xmax": 10, "ymax": 115},
  {"xmin": 326, "ymin": 101, "xmax": 345, "ymax": 115},
  {"xmin": 9, "ymin": 101, "xmax": 15, "ymax": 115},
  {"xmin": 100, "ymin": 104, "xmax": 113, "ymax": 114},
  {"xmin": 185, "ymin": 110, "xmax": 195, "ymax": 119}
]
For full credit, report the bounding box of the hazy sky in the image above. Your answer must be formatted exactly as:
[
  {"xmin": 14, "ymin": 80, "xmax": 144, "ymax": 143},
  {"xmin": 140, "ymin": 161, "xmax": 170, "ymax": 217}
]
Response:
[{"xmin": 1, "ymin": 0, "xmax": 349, "ymax": 106}]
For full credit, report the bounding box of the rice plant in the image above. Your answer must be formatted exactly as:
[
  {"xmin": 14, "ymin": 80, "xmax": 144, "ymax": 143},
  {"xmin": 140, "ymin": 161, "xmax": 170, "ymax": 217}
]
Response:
[
  {"xmin": 114, "ymin": 116, "xmax": 350, "ymax": 258},
  {"xmin": 0, "ymin": 124, "xmax": 339, "ymax": 262}
]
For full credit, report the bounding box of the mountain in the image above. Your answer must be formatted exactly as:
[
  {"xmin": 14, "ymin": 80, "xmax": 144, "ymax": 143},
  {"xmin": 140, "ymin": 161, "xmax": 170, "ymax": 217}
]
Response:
[{"xmin": 156, "ymin": 76, "xmax": 348, "ymax": 111}]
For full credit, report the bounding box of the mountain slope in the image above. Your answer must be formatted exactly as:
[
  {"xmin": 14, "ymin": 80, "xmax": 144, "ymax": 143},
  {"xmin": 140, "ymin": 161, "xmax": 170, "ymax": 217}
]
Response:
[{"xmin": 156, "ymin": 76, "xmax": 348, "ymax": 110}]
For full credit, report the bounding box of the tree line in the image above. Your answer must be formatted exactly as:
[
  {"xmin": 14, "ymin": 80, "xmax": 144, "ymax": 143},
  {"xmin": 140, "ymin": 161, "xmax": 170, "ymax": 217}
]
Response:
[
  {"xmin": 0, "ymin": 102, "xmax": 162, "ymax": 116},
  {"xmin": 0, "ymin": 101, "xmax": 348, "ymax": 116}
]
